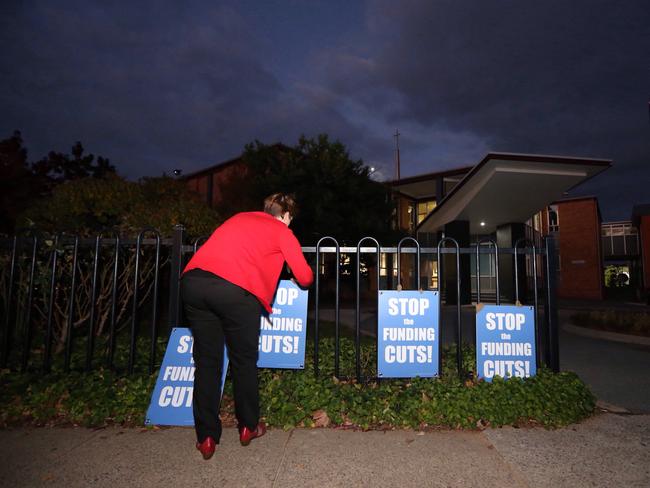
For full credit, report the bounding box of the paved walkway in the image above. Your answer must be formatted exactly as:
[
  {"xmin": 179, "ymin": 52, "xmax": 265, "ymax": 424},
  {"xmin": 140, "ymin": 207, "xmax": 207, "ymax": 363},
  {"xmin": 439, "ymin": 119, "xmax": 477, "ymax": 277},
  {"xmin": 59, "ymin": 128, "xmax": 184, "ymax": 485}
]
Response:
[
  {"xmin": 1, "ymin": 413, "xmax": 648, "ymax": 487},
  {"xmin": 559, "ymin": 311, "xmax": 650, "ymax": 413}
]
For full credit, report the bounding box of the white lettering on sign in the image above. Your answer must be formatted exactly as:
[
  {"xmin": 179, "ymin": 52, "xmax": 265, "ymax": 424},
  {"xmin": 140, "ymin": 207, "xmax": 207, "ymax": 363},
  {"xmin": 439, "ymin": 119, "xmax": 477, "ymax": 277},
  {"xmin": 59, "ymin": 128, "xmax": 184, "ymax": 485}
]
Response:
[
  {"xmin": 177, "ymin": 335, "xmax": 193, "ymax": 354},
  {"xmin": 484, "ymin": 313, "xmax": 525, "ymax": 331},
  {"xmin": 382, "ymin": 327, "xmax": 435, "ymax": 341},
  {"xmin": 384, "ymin": 345, "xmax": 433, "ymax": 364},
  {"xmin": 387, "ymin": 298, "xmax": 430, "ymax": 316},
  {"xmin": 275, "ymin": 287, "xmax": 299, "ymax": 306},
  {"xmin": 482, "ymin": 360, "xmax": 530, "ymax": 378},
  {"xmin": 259, "ymin": 335, "xmax": 299, "ymax": 354},
  {"xmin": 480, "ymin": 342, "xmax": 532, "ymax": 357},
  {"xmin": 260, "ymin": 316, "xmax": 304, "ymax": 332},
  {"xmin": 162, "ymin": 366, "xmax": 196, "ymax": 382},
  {"xmin": 158, "ymin": 386, "xmax": 194, "ymax": 407}
]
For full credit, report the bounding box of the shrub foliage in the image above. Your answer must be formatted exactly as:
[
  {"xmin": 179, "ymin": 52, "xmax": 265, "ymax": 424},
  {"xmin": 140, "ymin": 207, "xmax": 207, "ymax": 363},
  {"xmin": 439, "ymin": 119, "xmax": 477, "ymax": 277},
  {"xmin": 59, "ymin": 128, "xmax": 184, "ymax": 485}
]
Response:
[
  {"xmin": 571, "ymin": 310, "xmax": 650, "ymax": 337},
  {"xmin": 0, "ymin": 338, "xmax": 595, "ymax": 430}
]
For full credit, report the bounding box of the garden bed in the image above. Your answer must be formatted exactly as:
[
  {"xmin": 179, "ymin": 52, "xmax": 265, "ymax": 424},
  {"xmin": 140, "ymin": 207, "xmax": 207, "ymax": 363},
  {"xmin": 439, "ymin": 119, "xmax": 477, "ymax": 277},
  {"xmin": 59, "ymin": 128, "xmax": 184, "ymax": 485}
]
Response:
[
  {"xmin": 0, "ymin": 338, "xmax": 595, "ymax": 430},
  {"xmin": 570, "ymin": 310, "xmax": 650, "ymax": 338}
]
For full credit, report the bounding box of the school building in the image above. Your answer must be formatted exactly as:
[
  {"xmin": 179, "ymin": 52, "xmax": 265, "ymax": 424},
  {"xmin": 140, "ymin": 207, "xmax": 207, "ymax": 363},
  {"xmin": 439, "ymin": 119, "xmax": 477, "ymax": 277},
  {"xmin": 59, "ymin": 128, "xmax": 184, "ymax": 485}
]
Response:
[{"xmin": 183, "ymin": 151, "xmax": 650, "ymax": 303}]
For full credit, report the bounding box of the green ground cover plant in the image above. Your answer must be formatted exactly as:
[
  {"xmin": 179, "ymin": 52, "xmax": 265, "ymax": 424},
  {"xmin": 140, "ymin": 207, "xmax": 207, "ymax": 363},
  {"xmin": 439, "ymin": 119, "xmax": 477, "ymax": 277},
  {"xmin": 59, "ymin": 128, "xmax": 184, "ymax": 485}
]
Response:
[
  {"xmin": 0, "ymin": 336, "xmax": 595, "ymax": 430},
  {"xmin": 571, "ymin": 310, "xmax": 650, "ymax": 337}
]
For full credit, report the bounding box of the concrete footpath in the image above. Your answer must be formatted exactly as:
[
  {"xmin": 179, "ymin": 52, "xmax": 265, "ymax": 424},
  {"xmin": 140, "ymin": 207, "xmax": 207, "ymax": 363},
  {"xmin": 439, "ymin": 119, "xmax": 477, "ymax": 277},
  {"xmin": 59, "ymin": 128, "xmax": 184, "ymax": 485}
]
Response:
[{"xmin": 1, "ymin": 413, "xmax": 648, "ymax": 487}]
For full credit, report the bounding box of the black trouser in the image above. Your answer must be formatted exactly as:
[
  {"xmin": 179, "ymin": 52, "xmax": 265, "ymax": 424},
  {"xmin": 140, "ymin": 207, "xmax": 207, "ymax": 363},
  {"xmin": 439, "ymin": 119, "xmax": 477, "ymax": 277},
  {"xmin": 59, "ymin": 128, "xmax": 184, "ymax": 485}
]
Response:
[{"xmin": 181, "ymin": 269, "xmax": 262, "ymax": 443}]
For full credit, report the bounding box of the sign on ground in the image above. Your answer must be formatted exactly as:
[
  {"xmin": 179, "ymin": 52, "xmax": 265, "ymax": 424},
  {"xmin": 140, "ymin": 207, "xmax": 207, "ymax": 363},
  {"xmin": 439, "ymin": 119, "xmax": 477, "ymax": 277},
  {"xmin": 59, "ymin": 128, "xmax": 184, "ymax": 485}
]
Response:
[
  {"xmin": 146, "ymin": 280, "xmax": 309, "ymax": 426},
  {"xmin": 145, "ymin": 328, "xmax": 228, "ymax": 426}
]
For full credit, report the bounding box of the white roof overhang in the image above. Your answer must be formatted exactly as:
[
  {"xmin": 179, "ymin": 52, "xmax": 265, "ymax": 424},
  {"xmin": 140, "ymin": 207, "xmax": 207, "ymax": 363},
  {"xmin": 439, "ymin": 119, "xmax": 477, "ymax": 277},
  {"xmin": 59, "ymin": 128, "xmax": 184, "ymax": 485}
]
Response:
[{"xmin": 417, "ymin": 153, "xmax": 611, "ymax": 235}]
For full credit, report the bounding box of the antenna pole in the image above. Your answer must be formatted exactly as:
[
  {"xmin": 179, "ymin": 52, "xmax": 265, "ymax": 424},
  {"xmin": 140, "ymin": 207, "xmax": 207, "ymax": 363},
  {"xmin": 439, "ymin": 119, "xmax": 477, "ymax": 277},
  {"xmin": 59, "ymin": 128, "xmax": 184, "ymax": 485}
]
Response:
[{"xmin": 394, "ymin": 129, "xmax": 401, "ymax": 181}]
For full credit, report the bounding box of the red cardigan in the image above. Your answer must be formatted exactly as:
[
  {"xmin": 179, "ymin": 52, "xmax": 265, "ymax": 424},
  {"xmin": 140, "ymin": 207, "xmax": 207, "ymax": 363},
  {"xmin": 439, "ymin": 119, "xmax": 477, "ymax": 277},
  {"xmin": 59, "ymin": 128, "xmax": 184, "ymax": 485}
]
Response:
[{"xmin": 183, "ymin": 212, "xmax": 313, "ymax": 312}]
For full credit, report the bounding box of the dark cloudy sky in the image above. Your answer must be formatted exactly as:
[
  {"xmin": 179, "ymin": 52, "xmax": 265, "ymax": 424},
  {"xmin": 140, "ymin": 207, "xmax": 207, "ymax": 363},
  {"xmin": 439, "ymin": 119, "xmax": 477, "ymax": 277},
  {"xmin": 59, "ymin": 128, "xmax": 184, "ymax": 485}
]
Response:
[{"xmin": 1, "ymin": 0, "xmax": 649, "ymax": 220}]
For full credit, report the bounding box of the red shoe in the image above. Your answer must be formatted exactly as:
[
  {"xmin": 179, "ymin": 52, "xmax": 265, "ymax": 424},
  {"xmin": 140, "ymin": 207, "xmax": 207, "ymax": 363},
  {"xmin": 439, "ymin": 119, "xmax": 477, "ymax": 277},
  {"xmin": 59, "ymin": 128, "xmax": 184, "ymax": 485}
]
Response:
[
  {"xmin": 239, "ymin": 422, "xmax": 267, "ymax": 446},
  {"xmin": 195, "ymin": 436, "xmax": 217, "ymax": 460}
]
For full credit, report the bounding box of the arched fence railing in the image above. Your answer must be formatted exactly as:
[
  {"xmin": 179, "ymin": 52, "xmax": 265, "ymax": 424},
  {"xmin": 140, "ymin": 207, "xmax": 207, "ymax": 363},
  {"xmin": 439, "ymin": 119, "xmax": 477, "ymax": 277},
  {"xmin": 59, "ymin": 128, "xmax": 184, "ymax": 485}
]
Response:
[
  {"xmin": 314, "ymin": 236, "xmax": 340, "ymax": 378},
  {"xmin": 0, "ymin": 225, "xmax": 560, "ymax": 379},
  {"xmin": 437, "ymin": 237, "xmax": 463, "ymax": 376}
]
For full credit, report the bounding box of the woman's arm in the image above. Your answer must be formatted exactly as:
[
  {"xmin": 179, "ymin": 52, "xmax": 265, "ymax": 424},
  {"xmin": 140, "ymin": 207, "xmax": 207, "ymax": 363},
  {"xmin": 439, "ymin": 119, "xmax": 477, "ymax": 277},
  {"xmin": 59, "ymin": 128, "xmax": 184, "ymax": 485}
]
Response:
[{"xmin": 279, "ymin": 230, "xmax": 314, "ymax": 287}]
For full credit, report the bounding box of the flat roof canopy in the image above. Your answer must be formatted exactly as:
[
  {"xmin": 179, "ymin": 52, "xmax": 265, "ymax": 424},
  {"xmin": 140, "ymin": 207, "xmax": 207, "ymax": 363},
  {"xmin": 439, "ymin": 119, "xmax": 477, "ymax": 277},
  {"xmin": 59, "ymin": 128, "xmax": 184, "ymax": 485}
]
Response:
[{"xmin": 417, "ymin": 153, "xmax": 611, "ymax": 235}]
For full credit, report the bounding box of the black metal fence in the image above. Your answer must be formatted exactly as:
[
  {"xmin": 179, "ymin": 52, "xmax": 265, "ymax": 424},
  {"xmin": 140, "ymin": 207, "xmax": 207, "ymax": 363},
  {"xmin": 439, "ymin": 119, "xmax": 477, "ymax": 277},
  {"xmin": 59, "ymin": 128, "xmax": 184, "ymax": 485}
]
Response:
[
  {"xmin": 0, "ymin": 231, "xmax": 168, "ymax": 374},
  {"xmin": 1, "ymin": 225, "xmax": 559, "ymax": 380}
]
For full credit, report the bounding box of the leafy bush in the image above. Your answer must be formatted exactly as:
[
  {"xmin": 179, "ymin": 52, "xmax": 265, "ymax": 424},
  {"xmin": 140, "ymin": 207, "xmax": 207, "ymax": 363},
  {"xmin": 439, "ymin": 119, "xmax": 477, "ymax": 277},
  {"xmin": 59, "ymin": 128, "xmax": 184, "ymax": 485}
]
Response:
[
  {"xmin": 0, "ymin": 369, "xmax": 157, "ymax": 427},
  {"xmin": 19, "ymin": 174, "xmax": 219, "ymax": 237},
  {"xmin": 1, "ymin": 174, "xmax": 220, "ymax": 358},
  {"xmin": 0, "ymin": 338, "xmax": 595, "ymax": 429}
]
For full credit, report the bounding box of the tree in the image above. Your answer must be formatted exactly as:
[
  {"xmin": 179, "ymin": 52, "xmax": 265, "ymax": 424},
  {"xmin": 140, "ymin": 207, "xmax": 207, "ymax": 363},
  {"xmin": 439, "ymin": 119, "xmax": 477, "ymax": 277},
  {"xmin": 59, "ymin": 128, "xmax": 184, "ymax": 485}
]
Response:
[
  {"xmin": 3, "ymin": 175, "xmax": 220, "ymax": 358},
  {"xmin": 19, "ymin": 174, "xmax": 219, "ymax": 237},
  {"xmin": 0, "ymin": 131, "xmax": 34, "ymax": 234},
  {"xmin": 0, "ymin": 130, "xmax": 118, "ymax": 234},
  {"xmin": 31, "ymin": 141, "xmax": 116, "ymax": 195},
  {"xmin": 218, "ymin": 135, "xmax": 398, "ymax": 245}
]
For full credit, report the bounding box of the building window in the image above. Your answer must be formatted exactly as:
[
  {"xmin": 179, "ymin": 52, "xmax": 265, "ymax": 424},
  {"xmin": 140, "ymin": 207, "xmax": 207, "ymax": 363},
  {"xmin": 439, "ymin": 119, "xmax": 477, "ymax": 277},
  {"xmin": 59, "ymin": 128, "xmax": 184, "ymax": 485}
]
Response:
[
  {"xmin": 417, "ymin": 200, "xmax": 437, "ymax": 224},
  {"xmin": 380, "ymin": 253, "xmax": 397, "ymax": 277},
  {"xmin": 548, "ymin": 205, "xmax": 559, "ymax": 233},
  {"xmin": 533, "ymin": 212, "xmax": 542, "ymax": 232},
  {"xmin": 430, "ymin": 260, "xmax": 438, "ymax": 290},
  {"xmin": 407, "ymin": 203, "xmax": 415, "ymax": 231},
  {"xmin": 601, "ymin": 221, "xmax": 639, "ymax": 256}
]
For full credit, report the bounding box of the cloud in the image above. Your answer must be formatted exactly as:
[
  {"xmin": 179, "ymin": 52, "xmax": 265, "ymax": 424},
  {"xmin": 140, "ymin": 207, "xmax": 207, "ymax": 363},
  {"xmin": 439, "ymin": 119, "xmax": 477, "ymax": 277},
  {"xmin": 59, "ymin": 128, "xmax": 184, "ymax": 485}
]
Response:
[
  {"xmin": 1, "ymin": 0, "xmax": 647, "ymax": 219},
  {"xmin": 320, "ymin": 0, "xmax": 650, "ymax": 217},
  {"xmin": 0, "ymin": 1, "xmax": 387, "ymax": 180},
  {"xmin": 360, "ymin": 1, "xmax": 650, "ymax": 162},
  {"xmin": 0, "ymin": 2, "xmax": 297, "ymax": 176}
]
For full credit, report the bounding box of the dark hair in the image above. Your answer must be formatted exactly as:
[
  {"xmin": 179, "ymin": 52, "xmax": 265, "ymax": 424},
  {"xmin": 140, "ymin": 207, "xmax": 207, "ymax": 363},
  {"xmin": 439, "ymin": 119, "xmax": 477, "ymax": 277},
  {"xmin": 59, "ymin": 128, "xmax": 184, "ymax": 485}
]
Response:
[{"xmin": 263, "ymin": 193, "xmax": 298, "ymax": 218}]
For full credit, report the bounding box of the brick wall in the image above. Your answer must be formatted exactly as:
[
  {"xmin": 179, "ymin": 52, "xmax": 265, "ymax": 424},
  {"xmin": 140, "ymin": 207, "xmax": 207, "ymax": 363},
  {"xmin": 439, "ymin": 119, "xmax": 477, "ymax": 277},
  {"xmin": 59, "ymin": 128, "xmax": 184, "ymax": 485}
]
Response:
[
  {"xmin": 209, "ymin": 161, "xmax": 248, "ymax": 207},
  {"xmin": 185, "ymin": 159, "xmax": 248, "ymax": 208},
  {"xmin": 554, "ymin": 198, "xmax": 603, "ymax": 300}
]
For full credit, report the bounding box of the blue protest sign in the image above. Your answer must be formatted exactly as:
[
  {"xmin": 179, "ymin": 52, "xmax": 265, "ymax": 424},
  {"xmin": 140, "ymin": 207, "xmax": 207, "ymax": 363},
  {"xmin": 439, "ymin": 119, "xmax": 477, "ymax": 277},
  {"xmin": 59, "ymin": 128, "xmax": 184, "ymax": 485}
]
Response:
[
  {"xmin": 145, "ymin": 328, "xmax": 228, "ymax": 426},
  {"xmin": 476, "ymin": 305, "xmax": 536, "ymax": 381},
  {"xmin": 257, "ymin": 280, "xmax": 309, "ymax": 369},
  {"xmin": 377, "ymin": 290, "xmax": 439, "ymax": 378}
]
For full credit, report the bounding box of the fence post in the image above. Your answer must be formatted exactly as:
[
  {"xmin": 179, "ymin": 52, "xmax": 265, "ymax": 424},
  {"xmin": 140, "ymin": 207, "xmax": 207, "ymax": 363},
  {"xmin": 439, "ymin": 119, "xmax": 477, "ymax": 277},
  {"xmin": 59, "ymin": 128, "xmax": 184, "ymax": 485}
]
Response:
[
  {"xmin": 355, "ymin": 237, "xmax": 380, "ymax": 382},
  {"xmin": 169, "ymin": 224, "xmax": 186, "ymax": 330},
  {"xmin": 544, "ymin": 236, "xmax": 560, "ymax": 372},
  {"xmin": 1, "ymin": 236, "xmax": 18, "ymax": 369}
]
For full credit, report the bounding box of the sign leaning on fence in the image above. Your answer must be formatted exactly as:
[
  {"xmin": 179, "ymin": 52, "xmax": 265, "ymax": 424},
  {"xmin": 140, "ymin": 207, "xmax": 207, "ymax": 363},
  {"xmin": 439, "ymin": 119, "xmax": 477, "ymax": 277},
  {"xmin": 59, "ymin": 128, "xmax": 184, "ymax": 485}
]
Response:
[
  {"xmin": 377, "ymin": 290, "xmax": 440, "ymax": 378},
  {"xmin": 257, "ymin": 280, "xmax": 309, "ymax": 369},
  {"xmin": 146, "ymin": 280, "xmax": 309, "ymax": 426},
  {"xmin": 145, "ymin": 328, "xmax": 228, "ymax": 426},
  {"xmin": 476, "ymin": 304, "xmax": 536, "ymax": 382}
]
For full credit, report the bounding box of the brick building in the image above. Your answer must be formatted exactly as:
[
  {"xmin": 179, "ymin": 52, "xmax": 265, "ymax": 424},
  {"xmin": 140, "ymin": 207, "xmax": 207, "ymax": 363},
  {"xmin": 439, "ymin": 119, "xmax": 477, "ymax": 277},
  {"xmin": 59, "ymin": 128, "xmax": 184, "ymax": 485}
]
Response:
[
  {"xmin": 541, "ymin": 197, "xmax": 604, "ymax": 300},
  {"xmin": 183, "ymin": 149, "xmax": 650, "ymax": 302},
  {"xmin": 183, "ymin": 155, "xmax": 248, "ymax": 208},
  {"xmin": 392, "ymin": 153, "xmax": 611, "ymax": 302},
  {"xmin": 632, "ymin": 204, "xmax": 650, "ymax": 297}
]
